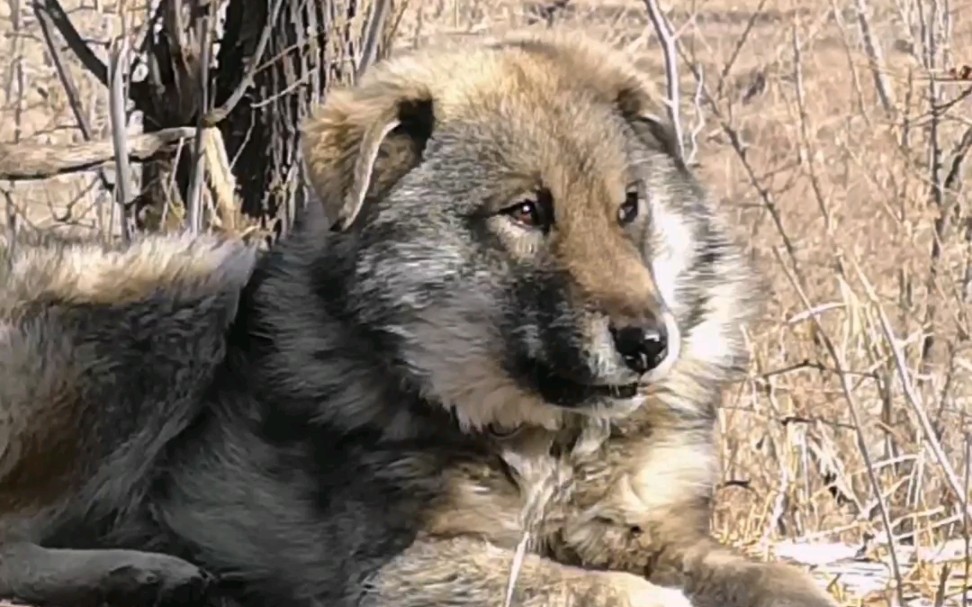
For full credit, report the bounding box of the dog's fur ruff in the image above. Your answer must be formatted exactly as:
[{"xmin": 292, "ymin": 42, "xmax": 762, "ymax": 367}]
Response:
[{"xmin": 0, "ymin": 29, "xmax": 838, "ymax": 607}]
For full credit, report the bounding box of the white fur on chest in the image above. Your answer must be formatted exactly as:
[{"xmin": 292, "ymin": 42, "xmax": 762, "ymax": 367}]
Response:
[{"xmin": 498, "ymin": 419, "xmax": 717, "ymax": 542}]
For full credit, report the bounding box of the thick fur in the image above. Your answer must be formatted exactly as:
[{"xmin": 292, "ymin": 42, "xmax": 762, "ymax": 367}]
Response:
[
  {"xmin": 0, "ymin": 29, "xmax": 838, "ymax": 607},
  {"xmin": 0, "ymin": 230, "xmax": 252, "ymax": 606}
]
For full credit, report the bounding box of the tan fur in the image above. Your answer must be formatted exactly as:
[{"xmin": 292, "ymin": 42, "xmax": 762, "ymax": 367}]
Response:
[
  {"xmin": 0, "ymin": 27, "xmax": 833, "ymax": 607},
  {"xmin": 302, "ymin": 30, "xmax": 686, "ymax": 434},
  {"xmin": 0, "ymin": 234, "xmax": 252, "ymax": 310},
  {"xmin": 0, "ymin": 335, "xmax": 83, "ymax": 514},
  {"xmin": 0, "ymin": 233, "xmax": 255, "ymax": 518},
  {"xmin": 297, "ymin": 27, "xmax": 837, "ymax": 607},
  {"xmin": 367, "ymin": 536, "xmax": 693, "ymax": 607}
]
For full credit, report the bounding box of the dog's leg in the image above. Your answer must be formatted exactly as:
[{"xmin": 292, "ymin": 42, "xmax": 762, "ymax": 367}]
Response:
[
  {"xmin": 362, "ymin": 536, "xmax": 691, "ymax": 607},
  {"xmin": 0, "ymin": 541, "xmax": 216, "ymax": 607},
  {"xmin": 563, "ymin": 431, "xmax": 838, "ymax": 607},
  {"xmin": 639, "ymin": 503, "xmax": 837, "ymax": 607}
]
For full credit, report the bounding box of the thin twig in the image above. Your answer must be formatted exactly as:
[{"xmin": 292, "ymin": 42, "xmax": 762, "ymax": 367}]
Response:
[
  {"xmin": 674, "ymin": 38, "xmax": 802, "ymax": 273},
  {"xmin": 917, "ymin": 0, "xmax": 950, "ymax": 369},
  {"xmin": 964, "ymin": 431, "xmax": 970, "ymax": 607},
  {"xmin": 850, "ymin": 256, "xmax": 972, "ymax": 525},
  {"xmin": 685, "ymin": 64, "xmax": 705, "ymax": 166},
  {"xmin": 642, "ymin": 0, "xmax": 685, "ymax": 161},
  {"xmin": 355, "ymin": 0, "xmax": 392, "ymax": 81},
  {"xmin": 185, "ymin": 1, "xmax": 216, "ymax": 235},
  {"xmin": 715, "ymin": 0, "xmax": 769, "ymax": 98},
  {"xmin": 774, "ymin": 247, "xmax": 908, "ymax": 606},
  {"xmin": 33, "ymin": 0, "xmax": 114, "ymax": 201},
  {"xmin": 943, "ymin": 125, "xmax": 972, "ymax": 192},
  {"xmin": 108, "ymin": 36, "xmax": 133, "ymax": 243},
  {"xmin": 204, "ymin": 0, "xmax": 285, "ymax": 125},
  {"xmin": 2, "ymin": 187, "xmax": 17, "ymax": 261},
  {"xmin": 790, "ymin": 22, "xmax": 832, "ymax": 234},
  {"xmin": 32, "ymin": 0, "xmax": 150, "ymax": 111},
  {"xmin": 853, "ymin": 0, "xmax": 897, "ymax": 116},
  {"xmin": 4, "ymin": 0, "xmax": 25, "ymax": 248}
]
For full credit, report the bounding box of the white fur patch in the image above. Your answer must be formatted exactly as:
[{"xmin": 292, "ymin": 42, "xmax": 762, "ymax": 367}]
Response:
[
  {"xmin": 648, "ymin": 199, "xmax": 694, "ymax": 312},
  {"xmin": 601, "ymin": 571, "xmax": 696, "ymax": 607}
]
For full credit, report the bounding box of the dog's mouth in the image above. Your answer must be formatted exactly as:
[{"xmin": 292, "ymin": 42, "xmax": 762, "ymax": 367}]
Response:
[{"xmin": 523, "ymin": 360, "xmax": 640, "ymax": 409}]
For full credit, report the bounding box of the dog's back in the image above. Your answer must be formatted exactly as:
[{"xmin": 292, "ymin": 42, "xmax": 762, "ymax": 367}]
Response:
[
  {"xmin": 0, "ymin": 231, "xmax": 254, "ymax": 606},
  {"xmin": 0, "ymin": 231, "xmax": 255, "ymax": 532}
]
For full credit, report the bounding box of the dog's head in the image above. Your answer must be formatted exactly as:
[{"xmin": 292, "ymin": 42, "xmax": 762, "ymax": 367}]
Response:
[{"xmin": 301, "ymin": 30, "xmax": 755, "ymax": 431}]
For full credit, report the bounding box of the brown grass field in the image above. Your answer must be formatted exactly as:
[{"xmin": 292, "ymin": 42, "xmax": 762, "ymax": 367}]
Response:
[{"xmin": 2, "ymin": 0, "xmax": 972, "ymax": 605}]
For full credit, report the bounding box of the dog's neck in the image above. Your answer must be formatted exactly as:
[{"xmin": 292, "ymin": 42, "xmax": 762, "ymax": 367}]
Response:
[{"xmin": 234, "ymin": 212, "xmax": 467, "ymax": 442}]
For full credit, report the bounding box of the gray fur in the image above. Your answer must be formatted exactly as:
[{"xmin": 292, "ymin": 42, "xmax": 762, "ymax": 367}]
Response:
[{"xmin": 0, "ymin": 29, "xmax": 835, "ymax": 607}]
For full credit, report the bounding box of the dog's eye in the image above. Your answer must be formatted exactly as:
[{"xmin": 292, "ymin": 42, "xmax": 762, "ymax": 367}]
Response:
[
  {"xmin": 500, "ymin": 188, "xmax": 554, "ymax": 232},
  {"xmin": 618, "ymin": 184, "xmax": 640, "ymax": 225},
  {"xmin": 506, "ymin": 201, "xmax": 541, "ymax": 227}
]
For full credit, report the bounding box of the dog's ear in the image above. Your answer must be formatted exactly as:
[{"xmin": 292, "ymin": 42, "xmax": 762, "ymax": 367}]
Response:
[
  {"xmin": 614, "ymin": 84, "xmax": 683, "ymax": 164},
  {"xmin": 301, "ymin": 84, "xmax": 435, "ymax": 231}
]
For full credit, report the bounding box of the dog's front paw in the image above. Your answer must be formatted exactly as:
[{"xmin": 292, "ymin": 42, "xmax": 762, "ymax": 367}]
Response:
[
  {"xmin": 601, "ymin": 572, "xmax": 694, "ymax": 607},
  {"xmin": 102, "ymin": 553, "xmax": 218, "ymax": 607},
  {"xmin": 748, "ymin": 564, "xmax": 840, "ymax": 607},
  {"xmin": 760, "ymin": 590, "xmax": 840, "ymax": 607}
]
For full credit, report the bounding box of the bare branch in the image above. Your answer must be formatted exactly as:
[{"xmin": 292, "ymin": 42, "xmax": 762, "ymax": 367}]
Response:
[
  {"xmin": 5, "ymin": 0, "xmax": 26, "ymax": 248},
  {"xmin": 715, "ymin": 0, "xmax": 769, "ymax": 98},
  {"xmin": 853, "ymin": 0, "xmax": 897, "ymax": 116},
  {"xmin": 108, "ymin": 36, "xmax": 134, "ymax": 243},
  {"xmin": 186, "ymin": 1, "xmax": 216, "ymax": 235},
  {"xmin": 205, "ymin": 0, "xmax": 285, "ymax": 125},
  {"xmin": 851, "ymin": 257, "xmax": 972, "ymax": 525},
  {"xmin": 774, "ymin": 248, "xmax": 907, "ymax": 606},
  {"xmin": 2, "ymin": 188, "xmax": 17, "ymax": 264},
  {"xmin": 32, "ymin": 0, "xmax": 150, "ymax": 112},
  {"xmin": 355, "ymin": 0, "xmax": 392, "ymax": 81},
  {"xmin": 679, "ymin": 53, "xmax": 801, "ymax": 271},
  {"xmin": 642, "ymin": 0, "xmax": 685, "ymax": 161},
  {"xmin": 946, "ymin": 124, "xmax": 972, "ymax": 305},
  {"xmin": 33, "ymin": 1, "xmax": 113, "ymax": 191},
  {"xmin": 790, "ymin": 22, "xmax": 832, "ymax": 233},
  {"xmin": 33, "ymin": 0, "xmax": 108, "ymax": 86},
  {"xmin": 0, "ymin": 127, "xmax": 197, "ymax": 181},
  {"xmin": 685, "ymin": 64, "xmax": 706, "ymax": 166},
  {"xmin": 944, "ymin": 125, "xmax": 972, "ymax": 192}
]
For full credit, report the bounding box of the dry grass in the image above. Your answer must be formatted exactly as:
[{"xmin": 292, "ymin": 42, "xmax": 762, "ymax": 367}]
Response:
[{"xmin": 2, "ymin": 0, "xmax": 972, "ymax": 605}]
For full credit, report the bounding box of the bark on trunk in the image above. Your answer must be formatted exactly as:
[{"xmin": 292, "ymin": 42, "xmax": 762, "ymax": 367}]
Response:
[{"xmin": 134, "ymin": 0, "xmax": 382, "ymax": 242}]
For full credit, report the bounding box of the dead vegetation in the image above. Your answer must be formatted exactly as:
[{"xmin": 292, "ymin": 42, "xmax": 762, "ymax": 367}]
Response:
[{"xmin": 2, "ymin": 0, "xmax": 971, "ymax": 605}]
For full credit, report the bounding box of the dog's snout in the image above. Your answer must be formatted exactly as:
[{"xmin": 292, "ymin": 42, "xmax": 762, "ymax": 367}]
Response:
[{"xmin": 609, "ymin": 322, "xmax": 669, "ymax": 375}]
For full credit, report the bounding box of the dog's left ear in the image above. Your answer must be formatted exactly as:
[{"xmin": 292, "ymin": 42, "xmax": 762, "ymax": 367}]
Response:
[
  {"xmin": 301, "ymin": 82, "xmax": 435, "ymax": 231},
  {"xmin": 615, "ymin": 84, "xmax": 683, "ymax": 164}
]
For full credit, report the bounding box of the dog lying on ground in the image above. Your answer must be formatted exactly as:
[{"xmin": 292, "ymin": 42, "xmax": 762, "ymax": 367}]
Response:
[{"xmin": 0, "ymin": 28, "xmax": 839, "ymax": 607}]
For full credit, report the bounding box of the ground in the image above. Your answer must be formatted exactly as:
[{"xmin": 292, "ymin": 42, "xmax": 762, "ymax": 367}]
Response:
[{"xmin": 1, "ymin": 0, "xmax": 971, "ymax": 605}]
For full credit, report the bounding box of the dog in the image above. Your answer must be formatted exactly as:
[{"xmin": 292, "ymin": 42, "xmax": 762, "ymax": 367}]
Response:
[{"xmin": 0, "ymin": 29, "xmax": 839, "ymax": 607}]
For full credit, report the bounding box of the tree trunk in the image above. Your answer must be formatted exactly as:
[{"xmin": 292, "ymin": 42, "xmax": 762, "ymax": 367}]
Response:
[{"xmin": 134, "ymin": 0, "xmax": 381, "ymax": 243}]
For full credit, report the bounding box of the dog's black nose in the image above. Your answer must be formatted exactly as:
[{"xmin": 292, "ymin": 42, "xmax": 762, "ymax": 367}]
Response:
[{"xmin": 610, "ymin": 323, "xmax": 669, "ymax": 375}]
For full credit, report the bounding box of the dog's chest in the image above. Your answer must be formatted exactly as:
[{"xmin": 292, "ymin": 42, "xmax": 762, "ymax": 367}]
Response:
[
  {"xmin": 422, "ymin": 420, "xmax": 661, "ymax": 570},
  {"xmin": 489, "ymin": 424, "xmax": 657, "ymax": 564}
]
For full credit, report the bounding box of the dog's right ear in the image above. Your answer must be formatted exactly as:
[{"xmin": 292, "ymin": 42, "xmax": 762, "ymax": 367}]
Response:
[{"xmin": 301, "ymin": 84, "xmax": 436, "ymax": 231}]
